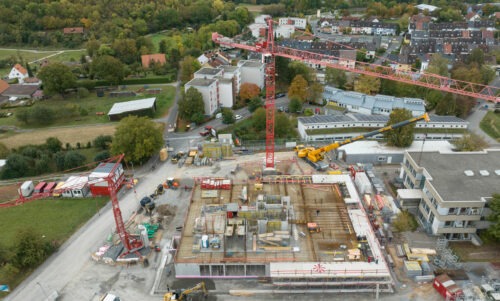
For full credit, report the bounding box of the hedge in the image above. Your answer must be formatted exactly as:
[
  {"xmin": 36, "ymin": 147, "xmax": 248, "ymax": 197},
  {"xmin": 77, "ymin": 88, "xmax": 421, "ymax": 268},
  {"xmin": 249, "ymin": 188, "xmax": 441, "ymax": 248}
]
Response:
[{"xmin": 76, "ymin": 74, "xmax": 176, "ymax": 90}]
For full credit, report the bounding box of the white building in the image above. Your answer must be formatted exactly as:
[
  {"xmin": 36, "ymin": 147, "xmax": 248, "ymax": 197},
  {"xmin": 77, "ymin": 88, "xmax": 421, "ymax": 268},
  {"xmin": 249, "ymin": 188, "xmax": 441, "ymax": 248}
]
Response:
[
  {"xmin": 60, "ymin": 176, "xmax": 90, "ymax": 198},
  {"xmin": 399, "ymin": 149, "xmax": 500, "ymax": 241},
  {"xmin": 255, "ymin": 14, "xmax": 272, "ymax": 24},
  {"xmin": 297, "ymin": 113, "xmax": 468, "ymax": 142},
  {"xmin": 278, "ymin": 17, "xmax": 307, "ymax": 30},
  {"xmin": 8, "ymin": 64, "xmax": 29, "ymax": 84},
  {"xmin": 249, "ymin": 23, "xmax": 268, "ymax": 38},
  {"xmin": 219, "ymin": 65, "xmax": 241, "ymax": 93},
  {"xmin": 217, "ymin": 78, "xmax": 234, "ymax": 108},
  {"xmin": 185, "ymin": 78, "xmax": 219, "ymax": 115},
  {"xmin": 237, "ymin": 60, "xmax": 265, "ymax": 89},
  {"xmin": 194, "ymin": 67, "xmax": 223, "ymax": 80},
  {"xmin": 274, "ymin": 25, "xmax": 295, "ymax": 39}
]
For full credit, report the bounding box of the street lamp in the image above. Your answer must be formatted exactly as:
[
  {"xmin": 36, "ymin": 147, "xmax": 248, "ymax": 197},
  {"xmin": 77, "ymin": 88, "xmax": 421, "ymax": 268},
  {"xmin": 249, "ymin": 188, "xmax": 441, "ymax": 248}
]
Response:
[{"xmin": 36, "ymin": 282, "xmax": 48, "ymax": 299}]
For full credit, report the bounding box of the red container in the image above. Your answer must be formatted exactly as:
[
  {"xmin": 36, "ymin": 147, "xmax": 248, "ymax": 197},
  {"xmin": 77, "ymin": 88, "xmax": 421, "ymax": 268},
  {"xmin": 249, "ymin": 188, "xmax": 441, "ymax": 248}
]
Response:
[
  {"xmin": 43, "ymin": 182, "xmax": 57, "ymax": 193},
  {"xmin": 375, "ymin": 194, "xmax": 385, "ymax": 210},
  {"xmin": 34, "ymin": 182, "xmax": 47, "ymax": 193},
  {"xmin": 433, "ymin": 274, "xmax": 463, "ymax": 301}
]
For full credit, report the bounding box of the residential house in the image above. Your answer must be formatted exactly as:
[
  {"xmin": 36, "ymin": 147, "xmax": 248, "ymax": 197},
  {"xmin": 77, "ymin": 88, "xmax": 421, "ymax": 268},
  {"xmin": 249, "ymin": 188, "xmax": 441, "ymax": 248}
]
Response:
[
  {"xmin": 141, "ymin": 54, "xmax": 166, "ymax": 69},
  {"xmin": 278, "ymin": 17, "xmax": 307, "ymax": 30},
  {"xmin": 237, "ymin": 60, "xmax": 265, "ymax": 89},
  {"xmin": 255, "ymin": 14, "xmax": 271, "ymax": 24},
  {"xmin": 338, "ymin": 50, "xmax": 356, "ymax": 69},
  {"xmin": 185, "ymin": 78, "xmax": 219, "ymax": 115},
  {"xmin": 218, "ymin": 65, "xmax": 241, "ymax": 93},
  {"xmin": 249, "ymin": 23, "xmax": 268, "ymax": 38},
  {"xmin": 8, "ymin": 64, "xmax": 29, "ymax": 83},
  {"xmin": 194, "ymin": 67, "xmax": 223, "ymax": 80},
  {"xmin": 399, "ymin": 150, "xmax": 500, "ymax": 242},
  {"xmin": 275, "ymin": 25, "xmax": 295, "ymax": 39}
]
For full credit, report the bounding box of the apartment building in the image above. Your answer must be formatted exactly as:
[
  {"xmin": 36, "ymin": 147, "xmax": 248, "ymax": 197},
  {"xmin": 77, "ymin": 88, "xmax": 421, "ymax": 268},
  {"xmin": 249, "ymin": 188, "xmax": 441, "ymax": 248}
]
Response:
[
  {"xmin": 237, "ymin": 60, "xmax": 265, "ymax": 89},
  {"xmin": 184, "ymin": 78, "xmax": 218, "ymax": 115},
  {"xmin": 399, "ymin": 150, "xmax": 500, "ymax": 241}
]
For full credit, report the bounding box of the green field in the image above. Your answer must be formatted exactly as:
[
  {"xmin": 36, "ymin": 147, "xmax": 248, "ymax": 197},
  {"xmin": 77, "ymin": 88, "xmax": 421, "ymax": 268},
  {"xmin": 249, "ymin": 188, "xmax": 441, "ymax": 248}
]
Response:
[
  {"xmin": 0, "ymin": 85, "xmax": 176, "ymax": 129},
  {"xmin": 480, "ymin": 111, "xmax": 500, "ymax": 142},
  {"xmin": 0, "ymin": 197, "xmax": 109, "ymax": 296}
]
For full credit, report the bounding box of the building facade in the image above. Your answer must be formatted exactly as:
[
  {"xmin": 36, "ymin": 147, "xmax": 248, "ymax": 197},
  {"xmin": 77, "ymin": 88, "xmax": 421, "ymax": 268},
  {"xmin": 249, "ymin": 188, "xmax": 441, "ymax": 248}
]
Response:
[
  {"xmin": 237, "ymin": 60, "xmax": 265, "ymax": 89},
  {"xmin": 399, "ymin": 150, "xmax": 500, "ymax": 241},
  {"xmin": 185, "ymin": 78, "xmax": 219, "ymax": 115}
]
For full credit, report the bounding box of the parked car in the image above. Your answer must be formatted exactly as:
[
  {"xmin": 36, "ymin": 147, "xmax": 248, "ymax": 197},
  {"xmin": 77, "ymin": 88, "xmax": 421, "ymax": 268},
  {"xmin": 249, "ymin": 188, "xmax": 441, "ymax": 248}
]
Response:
[
  {"xmin": 199, "ymin": 131, "xmax": 210, "ymax": 137},
  {"xmin": 235, "ymin": 114, "xmax": 242, "ymax": 120},
  {"xmin": 275, "ymin": 93, "xmax": 286, "ymax": 98}
]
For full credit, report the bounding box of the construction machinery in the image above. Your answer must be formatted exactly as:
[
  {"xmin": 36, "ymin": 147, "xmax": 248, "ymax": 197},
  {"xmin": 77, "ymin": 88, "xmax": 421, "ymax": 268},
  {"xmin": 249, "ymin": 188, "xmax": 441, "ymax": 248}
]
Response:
[
  {"xmin": 163, "ymin": 282, "xmax": 208, "ymax": 301},
  {"xmin": 213, "ymin": 19, "xmax": 499, "ymax": 171},
  {"xmin": 295, "ymin": 113, "xmax": 430, "ymax": 170}
]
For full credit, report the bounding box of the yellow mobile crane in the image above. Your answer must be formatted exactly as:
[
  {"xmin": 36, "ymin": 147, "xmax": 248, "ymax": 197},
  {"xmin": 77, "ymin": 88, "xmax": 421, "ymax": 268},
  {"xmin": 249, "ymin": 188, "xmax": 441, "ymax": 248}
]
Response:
[
  {"xmin": 296, "ymin": 113, "xmax": 430, "ymax": 170},
  {"xmin": 163, "ymin": 282, "xmax": 208, "ymax": 301}
]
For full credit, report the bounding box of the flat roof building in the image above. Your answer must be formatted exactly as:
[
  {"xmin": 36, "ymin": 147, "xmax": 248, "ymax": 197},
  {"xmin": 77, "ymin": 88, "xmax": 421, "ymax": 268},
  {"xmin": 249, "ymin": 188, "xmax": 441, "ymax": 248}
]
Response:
[{"xmin": 107, "ymin": 97, "xmax": 157, "ymax": 121}]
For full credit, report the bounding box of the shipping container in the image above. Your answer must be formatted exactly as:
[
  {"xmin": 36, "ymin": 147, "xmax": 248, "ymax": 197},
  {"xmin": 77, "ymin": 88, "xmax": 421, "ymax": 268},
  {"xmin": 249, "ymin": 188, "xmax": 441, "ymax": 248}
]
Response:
[
  {"xmin": 34, "ymin": 182, "xmax": 47, "ymax": 193},
  {"xmin": 43, "ymin": 182, "xmax": 57, "ymax": 193},
  {"xmin": 433, "ymin": 274, "xmax": 463, "ymax": 301},
  {"xmin": 52, "ymin": 182, "xmax": 65, "ymax": 197}
]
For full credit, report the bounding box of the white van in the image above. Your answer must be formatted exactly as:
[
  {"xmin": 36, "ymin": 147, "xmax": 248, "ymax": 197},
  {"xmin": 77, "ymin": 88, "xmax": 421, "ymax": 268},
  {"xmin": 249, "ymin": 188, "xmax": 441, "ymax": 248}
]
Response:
[{"xmin": 215, "ymin": 113, "xmax": 222, "ymax": 119}]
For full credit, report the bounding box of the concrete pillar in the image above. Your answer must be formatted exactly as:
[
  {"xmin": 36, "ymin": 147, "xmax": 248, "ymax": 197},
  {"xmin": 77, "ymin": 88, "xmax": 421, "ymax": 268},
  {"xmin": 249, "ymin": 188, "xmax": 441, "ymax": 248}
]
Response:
[{"xmin": 376, "ymin": 283, "xmax": 379, "ymax": 300}]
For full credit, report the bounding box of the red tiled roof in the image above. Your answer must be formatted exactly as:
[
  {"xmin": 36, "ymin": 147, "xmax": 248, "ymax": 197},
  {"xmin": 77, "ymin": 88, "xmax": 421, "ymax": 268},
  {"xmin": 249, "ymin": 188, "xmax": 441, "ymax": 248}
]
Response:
[
  {"xmin": 0, "ymin": 79, "xmax": 9, "ymax": 94},
  {"xmin": 13, "ymin": 63, "xmax": 28, "ymax": 75},
  {"xmin": 141, "ymin": 54, "xmax": 167, "ymax": 68},
  {"xmin": 63, "ymin": 27, "xmax": 84, "ymax": 34}
]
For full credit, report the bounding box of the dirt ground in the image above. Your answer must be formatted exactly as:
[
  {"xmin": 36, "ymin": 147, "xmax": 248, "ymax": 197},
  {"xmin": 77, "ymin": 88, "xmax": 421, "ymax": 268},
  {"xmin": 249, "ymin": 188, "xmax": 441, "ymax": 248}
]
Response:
[
  {"xmin": 0, "ymin": 184, "xmax": 20, "ymax": 202},
  {"xmin": 0, "ymin": 124, "xmax": 116, "ymax": 149}
]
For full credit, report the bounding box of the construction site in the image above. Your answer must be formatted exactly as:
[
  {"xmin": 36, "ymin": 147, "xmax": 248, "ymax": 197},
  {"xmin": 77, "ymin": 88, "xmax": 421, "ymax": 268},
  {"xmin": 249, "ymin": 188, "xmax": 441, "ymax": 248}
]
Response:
[{"xmin": 172, "ymin": 158, "xmax": 393, "ymax": 295}]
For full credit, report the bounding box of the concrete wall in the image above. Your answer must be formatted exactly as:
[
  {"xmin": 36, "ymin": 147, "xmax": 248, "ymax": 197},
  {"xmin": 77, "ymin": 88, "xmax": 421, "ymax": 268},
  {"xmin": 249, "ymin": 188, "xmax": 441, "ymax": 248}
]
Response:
[{"xmin": 218, "ymin": 81, "xmax": 234, "ymax": 108}]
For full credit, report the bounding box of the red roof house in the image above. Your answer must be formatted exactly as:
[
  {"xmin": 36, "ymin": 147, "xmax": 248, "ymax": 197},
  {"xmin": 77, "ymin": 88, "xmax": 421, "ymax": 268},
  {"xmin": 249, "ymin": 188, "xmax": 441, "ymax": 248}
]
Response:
[{"xmin": 141, "ymin": 54, "xmax": 167, "ymax": 69}]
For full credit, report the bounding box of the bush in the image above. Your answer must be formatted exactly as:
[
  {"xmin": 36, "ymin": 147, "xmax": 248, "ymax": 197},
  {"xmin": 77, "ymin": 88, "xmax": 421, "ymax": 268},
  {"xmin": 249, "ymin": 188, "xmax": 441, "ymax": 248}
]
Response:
[
  {"xmin": 77, "ymin": 87, "xmax": 89, "ymax": 98},
  {"xmin": 93, "ymin": 135, "xmax": 113, "ymax": 150},
  {"xmin": 94, "ymin": 150, "xmax": 110, "ymax": 162},
  {"xmin": 393, "ymin": 211, "xmax": 418, "ymax": 232}
]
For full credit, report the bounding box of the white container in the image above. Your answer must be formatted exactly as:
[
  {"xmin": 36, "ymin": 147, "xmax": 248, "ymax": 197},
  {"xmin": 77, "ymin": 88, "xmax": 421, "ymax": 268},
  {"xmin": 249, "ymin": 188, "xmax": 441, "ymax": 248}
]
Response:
[
  {"xmin": 201, "ymin": 235, "xmax": 209, "ymax": 248},
  {"xmin": 19, "ymin": 181, "xmax": 34, "ymax": 197}
]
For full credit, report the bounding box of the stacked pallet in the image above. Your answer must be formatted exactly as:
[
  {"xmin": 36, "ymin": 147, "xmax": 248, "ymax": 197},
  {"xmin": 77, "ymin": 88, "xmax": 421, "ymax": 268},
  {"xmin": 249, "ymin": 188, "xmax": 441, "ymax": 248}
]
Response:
[{"xmin": 404, "ymin": 260, "xmax": 422, "ymax": 278}]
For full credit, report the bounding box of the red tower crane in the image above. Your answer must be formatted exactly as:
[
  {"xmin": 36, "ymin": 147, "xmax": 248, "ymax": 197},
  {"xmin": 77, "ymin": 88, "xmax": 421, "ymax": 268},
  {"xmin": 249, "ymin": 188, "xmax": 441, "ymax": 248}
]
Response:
[{"xmin": 212, "ymin": 19, "xmax": 500, "ymax": 169}]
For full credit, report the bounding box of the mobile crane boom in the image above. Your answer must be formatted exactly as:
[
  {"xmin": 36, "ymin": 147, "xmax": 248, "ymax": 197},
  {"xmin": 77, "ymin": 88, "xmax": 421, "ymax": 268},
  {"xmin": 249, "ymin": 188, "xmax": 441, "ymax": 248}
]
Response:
[{"xmin": 299, "ymin": 113, "xmax": 430, "ymax": 165}]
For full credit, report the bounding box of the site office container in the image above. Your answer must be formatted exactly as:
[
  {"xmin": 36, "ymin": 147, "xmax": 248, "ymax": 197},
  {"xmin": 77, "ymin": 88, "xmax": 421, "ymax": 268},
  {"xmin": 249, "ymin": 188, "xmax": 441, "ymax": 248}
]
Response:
[
  {"xmin": 43, "ymin": 182, "xmax": 57, "ymax": 193},
  {"xmin": 34, "ymin": 182, "xmax": 47, "ymax": 193},
  {"xmin": 433, "ymin": 274, "xmax": 463, "ymax": 301}
]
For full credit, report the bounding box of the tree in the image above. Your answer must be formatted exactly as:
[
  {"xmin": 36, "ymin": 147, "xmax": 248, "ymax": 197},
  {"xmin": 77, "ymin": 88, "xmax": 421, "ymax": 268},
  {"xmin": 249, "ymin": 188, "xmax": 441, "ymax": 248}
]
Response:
[
  {"xmin": 94, "ymin": 150, "xmax": 110, "ymax": 162},
  {"xmin": 222, "ymin": 108, "xmax": 235, "ymax": 124},
  {"xmin": 45, "ymin": 137, "xmax": 62, "ymax": 153},
  {"xmin": 288, "ymin": 75, "xmax": 308, "ymax": 102},
  {"xmin": 467, "ymin": 48, "xmax": 485, "ymax": 67},
  {"xmin": 112, "ymin": 38, "xmax": 138, "ymax": 65},
  {"xmin": 452, "ymin": 133, "xmax": 489, "ymax": 151},
  {"xmin": 426, "ymin": 53, "xmax": 449, "ymax": 77},
  {"xmin": 1, "ymin": 153, "xmax": 30, "ymax": 179},
  {"xmin": 30, "ymin": 106, "xmax": 54, "ymax": 125},
  {"xmin": 239, "ymin": 83, "xmax": 260, "ymax": 102},
  {"xmin": 289, "ymin": 97, "xmax": 303, "ymax": 113},
  {"xmin": 13, "ymin": 228, "xmax": 54, "ymax": 269},
  {"xmin": 248, "ymin": 97, "xmax": 263, "ymax": 113},
  {"xmin": 275, "ymin": 113, "xmax": 292, "ymax": 138},
  {"xmin": 180, "ymin": 56, "xmax": 200, "ymax": 84},
  {"xmin": 354, "ymin": 75, "xmax": 380, "ymax": 95},
  {"xmin": 86, "ymin": 39, "xmax": 101, "ymax": 57},
  {"xmin": 425, "ymin": 90, "xmax": 443, "ymax": 111},
  {"xmin": 287, "ymin": 61, "xmax": 313, "ymax": 84},
  {"xmin": 325, "ymin": 67, "xmax": 347, "ymax": 89},
  {"xmin": 38, "ymin": 63, "xmax": 76, "ymax": 96},
  {"xmin": 435, "ymin": 93, "xmax": 456, "ymax": 116},
  {"xmin": 307, "ymin": 82, "xmax": 324, "ymax": 104},
  {"xmin": 385, "ymin": 109, "xmax": 415, "ymax": 147},
  {"xmin": 16, "ymin": 109, "xmax": 30, "ymax": 124},
  {"xmin": 487, "ymin": 194, "xmax": 500, "ymax": 241},
  {"xmin": 90, "ymin": 55, "xmax": 126, "ymax": 85},
  {"xmin": 252, "ymin": 107, "xmax": 266, "ymax": 131},
  {"xmin": 63, "ymin": 151, "xmax": 86, "ymax": 169},
  {"xmin": 179, "ymin": 87, "xmax": 205, "ymax": 122},
  {"xmin": 111, "ymin": 116, "xmax": 163, "ymax": 163}
]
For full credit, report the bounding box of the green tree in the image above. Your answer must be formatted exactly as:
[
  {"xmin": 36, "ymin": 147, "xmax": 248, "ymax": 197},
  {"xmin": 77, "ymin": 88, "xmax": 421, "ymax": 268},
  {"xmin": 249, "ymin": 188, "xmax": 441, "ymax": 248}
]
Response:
[
  {"xmin": 426, "ymin": 53, "xmax": 449, "ymax": 77},
  {"xmin": 30, "ymin": 106, "xmax": 54, "ymax": 125},
  {"xmin": 275, "ymin": 113, "xmax": 292, "ymax": 138},
  {"xmin": 487, "ymin": 194, "xmax": 500, "ymax": 241},
  {"xmin": 287, "ymin": 61, "xmax": 313, "ymax": 84},
  {"xmin": 252, "ymin": 107, "xmax": 266, "ymax": 131},
  {"xmin": 222, "ymin": 108, "xmax": 235, "ymax": 124},
  {"xmin": 90, "ymin": 55, "xmax": 126, "ymax": 85},
  {"xmin": 94, "ymin": 150, "xmax": 110, "ymax": 162},
  {"xmin": 354, "ymin": 75, "xmax": 380, "ymax": 95},
  {"xmin": 467, "ymin": 48, "xmax": 485, "ymax": 67},
  {"xmin": 288, "ymin": 75, "xmax": 308, "ymax": 102},
  {"xmin": 64, "ymin": 151, "xmax": 86, "ymax": 169},
  {"xmin": 452, "ymin": 133, "xmax": 489, "ymax": 151},
  {"xmin": 111, "ymin": 116, "xmax": 163, "ymax": 163},
  {"xmin": 289, "ymin": 97, "xmax": 303, "ymax": 113},
  {"xmin": 13, "ymin": 228, "xmax": 54, "ymax": 269},
  {"xmin": 248, "ymin": 97, "xmax": 263, "ymax": 113},
  {"xmin": 179, "ymin": 87, "xmax": 205, "ymax": 122},
  {"xmin": 1, "ymin": 153, "xmax": 30, "ymax": 179},
  {"xmin": 38, "ymin": 63, "xmax": 76, "ymax": 96},
  {"xmin": 86, "ymin": 39, "xmax": 101, "ymax": 57},
  {"xmin": 307, "ymin": 82, "xmax": 324, "ymax": 104},
  {"xmin": 112, "ymin": 38, "xmax": 138, "ymax": 65},
  {"xmin": 425, "ymin": 90, "xmax": 443, "ymax": 111},
  {"xmin": 45, "ymin": 137, "xmax": 62, "ymax": 153},
  {"xmin": 325, "ymin": 67, "xmax": 347, "ymax": 89},
  {"xmin": 93, "ymin": 135, "xmax": 113, "ymax": 150},
  {"xmin": 180, "ymin": 56, "xmax": 201, "ymax": 84},
  {"xmin": 435, "ymin": 93, "xmax": 456, "ymax": 116},
  {"xmin": 385, "ymin": 109, "xmax": 415, "ymax": 147}
]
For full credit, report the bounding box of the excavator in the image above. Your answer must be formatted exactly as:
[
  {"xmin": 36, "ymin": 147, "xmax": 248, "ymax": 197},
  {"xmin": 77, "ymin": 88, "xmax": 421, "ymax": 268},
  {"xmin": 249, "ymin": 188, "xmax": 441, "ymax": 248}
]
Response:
[
  {"xmin": 296, "ymin": 113, "xmax": 430, "ymax": 170},
  {"xmin": 163, "ymin": 282, "xmax": 208, "ymax": 301}
]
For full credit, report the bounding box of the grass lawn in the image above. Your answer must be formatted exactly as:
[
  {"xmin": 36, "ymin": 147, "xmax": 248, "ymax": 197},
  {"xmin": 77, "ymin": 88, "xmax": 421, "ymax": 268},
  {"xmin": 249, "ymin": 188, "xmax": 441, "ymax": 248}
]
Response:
[
  {"xmin": 0, "ymin": 197, "xmax": 109, "ymax": 297},
  {"xmin": 480, "ymin": 111, "xmax": 500, "ymax": 142},
  {"xmin": 450, "ymin": 241, "xmax": 500, "ymax": 262},
  {"xmin": 0, "ymin": 85, "xmax": 176, "ymax": 129}
]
